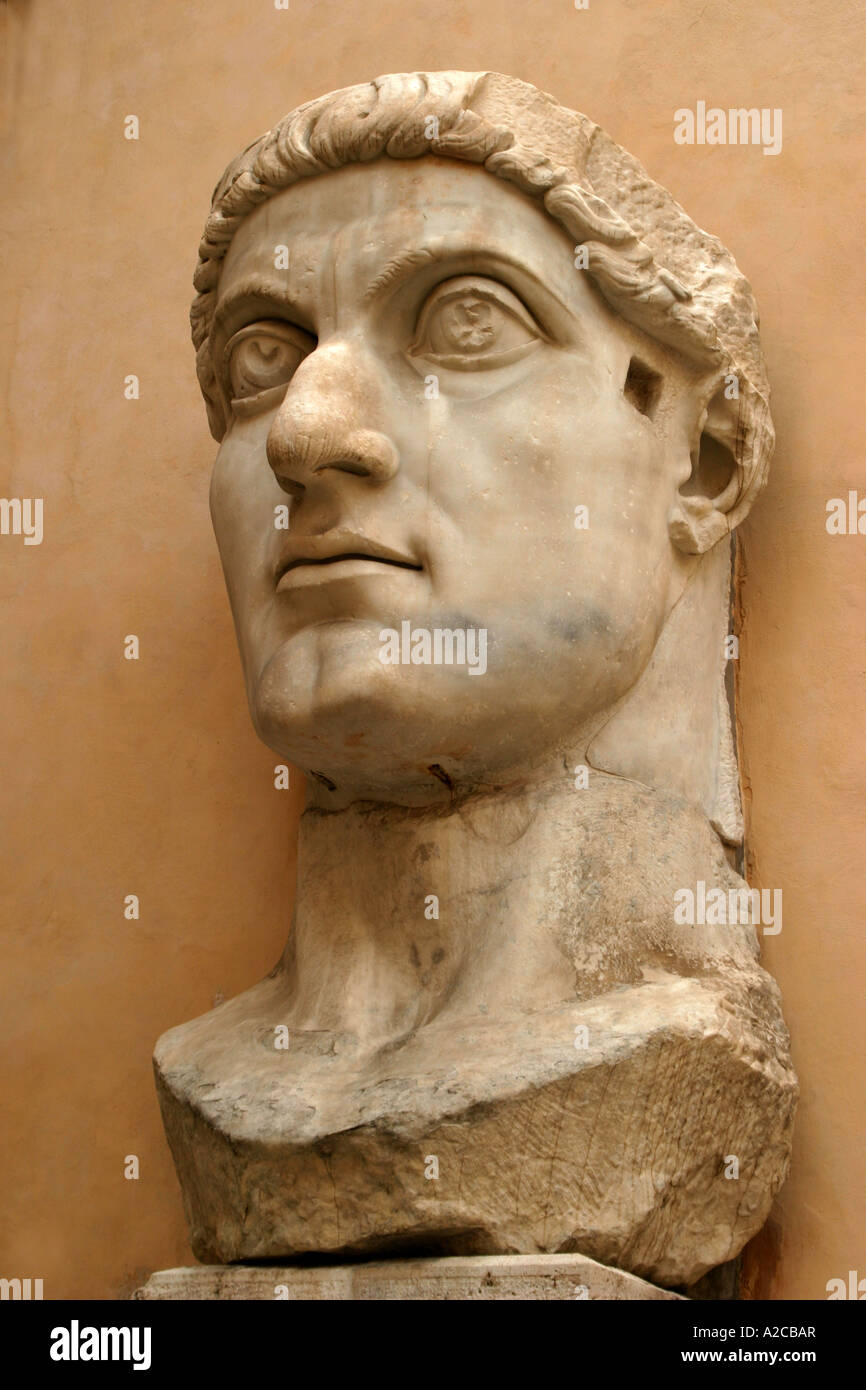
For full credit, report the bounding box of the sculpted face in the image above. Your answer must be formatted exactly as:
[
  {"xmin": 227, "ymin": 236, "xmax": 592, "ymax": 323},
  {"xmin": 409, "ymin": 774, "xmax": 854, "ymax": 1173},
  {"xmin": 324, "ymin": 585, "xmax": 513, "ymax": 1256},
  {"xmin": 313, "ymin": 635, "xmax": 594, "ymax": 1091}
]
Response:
[{"xmin": 209, "ymin": 158, "xmax": 699, "ymax": 799}]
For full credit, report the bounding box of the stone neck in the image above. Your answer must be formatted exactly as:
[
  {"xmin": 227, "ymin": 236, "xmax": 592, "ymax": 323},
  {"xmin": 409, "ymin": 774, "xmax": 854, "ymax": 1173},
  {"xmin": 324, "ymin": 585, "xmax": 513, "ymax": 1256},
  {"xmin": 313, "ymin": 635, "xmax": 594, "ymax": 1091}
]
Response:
[{"xmin": 281, "ymin": 768, "xmax": 741, "ymax": 1048}]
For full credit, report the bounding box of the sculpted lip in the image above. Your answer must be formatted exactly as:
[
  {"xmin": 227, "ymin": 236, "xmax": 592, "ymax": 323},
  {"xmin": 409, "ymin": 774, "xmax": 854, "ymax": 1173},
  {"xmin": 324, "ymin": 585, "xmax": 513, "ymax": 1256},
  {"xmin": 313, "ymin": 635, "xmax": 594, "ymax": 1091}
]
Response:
[{"xmin": 275, "ymin": 533, "xmax": 423, "ymax": 587}]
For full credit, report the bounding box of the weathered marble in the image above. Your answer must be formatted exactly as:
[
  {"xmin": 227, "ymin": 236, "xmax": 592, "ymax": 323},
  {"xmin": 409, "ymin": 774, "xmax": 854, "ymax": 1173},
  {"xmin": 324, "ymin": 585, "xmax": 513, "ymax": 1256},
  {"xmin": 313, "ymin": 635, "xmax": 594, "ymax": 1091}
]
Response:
[
  {"xmin": 155, "ymin": 72, "xmax": 795, "ymax": 1291},
  {"xmin": 135, "ymin": 1256, "xmax": 684, "ymax": 1301}
]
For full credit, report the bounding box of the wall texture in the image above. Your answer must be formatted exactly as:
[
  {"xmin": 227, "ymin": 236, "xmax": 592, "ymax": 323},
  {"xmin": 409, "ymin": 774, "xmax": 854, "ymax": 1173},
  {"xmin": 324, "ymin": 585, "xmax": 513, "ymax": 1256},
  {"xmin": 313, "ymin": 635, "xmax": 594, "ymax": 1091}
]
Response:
[{"xmin": 1, "ymin": 0, "xmax": 863, "ymax": 1300}]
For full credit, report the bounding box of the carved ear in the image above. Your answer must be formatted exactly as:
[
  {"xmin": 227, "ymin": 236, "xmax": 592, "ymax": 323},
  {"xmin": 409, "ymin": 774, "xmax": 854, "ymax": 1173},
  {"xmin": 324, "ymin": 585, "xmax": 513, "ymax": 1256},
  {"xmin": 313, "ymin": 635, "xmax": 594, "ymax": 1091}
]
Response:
[{"xmin": 668, "ymin": 384, "xmax": 746, "ymax": 555}]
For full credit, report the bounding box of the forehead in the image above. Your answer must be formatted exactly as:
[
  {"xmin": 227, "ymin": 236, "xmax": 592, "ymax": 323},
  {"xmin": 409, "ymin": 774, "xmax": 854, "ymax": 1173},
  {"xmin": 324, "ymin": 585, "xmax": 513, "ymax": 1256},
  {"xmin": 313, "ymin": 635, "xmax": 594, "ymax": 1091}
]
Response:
[{"xmin": 216, "ymin": 158, "xmax": 578, "ymax": 309}]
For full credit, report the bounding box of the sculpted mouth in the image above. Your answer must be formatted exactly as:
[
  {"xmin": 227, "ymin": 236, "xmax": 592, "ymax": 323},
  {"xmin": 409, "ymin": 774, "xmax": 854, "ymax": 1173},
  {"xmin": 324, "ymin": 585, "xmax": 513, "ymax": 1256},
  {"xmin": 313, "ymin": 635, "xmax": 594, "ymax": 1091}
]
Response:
[
  {"xmin": 281, "ymin": 552, "xmax": 422, "ymax": 576},
  {"xmin": 275, "ymin": 537, "xmax": 423, "ymax": 586}
]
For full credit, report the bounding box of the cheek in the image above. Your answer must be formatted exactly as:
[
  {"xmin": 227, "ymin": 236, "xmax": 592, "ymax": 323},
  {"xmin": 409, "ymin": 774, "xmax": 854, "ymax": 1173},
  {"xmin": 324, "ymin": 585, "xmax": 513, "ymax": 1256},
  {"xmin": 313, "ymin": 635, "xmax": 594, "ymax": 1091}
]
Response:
[
  {"xmin": 419, "ymin": 366, "xmax": 675, "ymax": 684},
  {"xmin": 209, "ymin": 430, "xmax": 283, "ymax": 660},
  {"xmin": 423, "ymin": 363, "xmax": 673, "ymax": 574},
  {"xmin": 211, "ymin": 431, "xmax": 274, "ymax": 569}
]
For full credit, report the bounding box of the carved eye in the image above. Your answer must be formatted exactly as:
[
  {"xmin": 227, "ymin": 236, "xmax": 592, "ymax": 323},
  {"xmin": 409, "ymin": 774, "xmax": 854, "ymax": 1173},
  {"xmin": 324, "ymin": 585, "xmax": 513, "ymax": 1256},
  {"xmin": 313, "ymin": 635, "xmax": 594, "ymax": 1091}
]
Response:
[
  {"xmin": 409, "ymin": 276, "xmax": 543, "ymax": 370},
  {"xmin": 224, "ymin": 321, "xmax": 315, "ymax": 413}
]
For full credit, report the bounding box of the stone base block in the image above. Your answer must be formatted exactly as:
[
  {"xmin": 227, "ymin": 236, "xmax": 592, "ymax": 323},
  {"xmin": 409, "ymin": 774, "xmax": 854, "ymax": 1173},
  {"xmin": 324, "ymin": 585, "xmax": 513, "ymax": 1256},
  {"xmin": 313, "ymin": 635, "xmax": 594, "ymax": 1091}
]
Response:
[{"xmin": 135, "ymin": 1254, "xmax": 684, "ymax": 1301}]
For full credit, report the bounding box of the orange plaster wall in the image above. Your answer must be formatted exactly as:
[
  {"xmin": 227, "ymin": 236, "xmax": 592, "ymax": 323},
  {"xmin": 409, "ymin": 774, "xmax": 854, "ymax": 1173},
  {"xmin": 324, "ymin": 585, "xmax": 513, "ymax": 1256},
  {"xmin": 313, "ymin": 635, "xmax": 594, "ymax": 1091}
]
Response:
[{"xmin": 1, "ymin": 0, "xmax": 863, "ymax": 1299}]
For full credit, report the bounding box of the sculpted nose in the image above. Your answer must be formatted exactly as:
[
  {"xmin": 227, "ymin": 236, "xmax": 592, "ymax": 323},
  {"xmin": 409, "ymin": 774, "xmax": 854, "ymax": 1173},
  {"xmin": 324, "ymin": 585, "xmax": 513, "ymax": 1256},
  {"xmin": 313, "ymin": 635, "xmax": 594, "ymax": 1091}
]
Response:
[{"xmin": 266, "ymin": 339, "xmax": 399, "ymax": 495}]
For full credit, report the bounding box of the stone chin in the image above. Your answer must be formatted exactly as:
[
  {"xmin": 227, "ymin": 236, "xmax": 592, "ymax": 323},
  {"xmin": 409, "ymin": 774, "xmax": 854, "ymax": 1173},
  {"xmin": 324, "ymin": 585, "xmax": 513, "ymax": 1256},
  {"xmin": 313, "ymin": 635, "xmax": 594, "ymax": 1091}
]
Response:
[
  {"xmin": 248, "ymin": 641, "xmax": 528, "ymax": 800},
  {"xmin": 246, "ymin": 604, "xmax": 663, "ymax": 800}
]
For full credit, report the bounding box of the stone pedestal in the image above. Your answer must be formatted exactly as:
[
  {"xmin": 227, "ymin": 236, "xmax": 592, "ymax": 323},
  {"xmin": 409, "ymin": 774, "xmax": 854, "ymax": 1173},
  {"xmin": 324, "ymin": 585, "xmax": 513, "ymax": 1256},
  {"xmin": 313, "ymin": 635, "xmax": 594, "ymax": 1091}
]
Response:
[{"xmin": 135, "ymin": 1254, "xmax": 684, "ymax": 1301}]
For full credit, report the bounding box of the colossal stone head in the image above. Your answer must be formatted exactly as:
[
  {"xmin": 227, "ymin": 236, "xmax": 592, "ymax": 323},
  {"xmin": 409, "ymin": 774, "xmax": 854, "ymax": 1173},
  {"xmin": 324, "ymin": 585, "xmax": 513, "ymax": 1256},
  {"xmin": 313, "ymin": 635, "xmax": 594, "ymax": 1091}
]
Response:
[
  {"xmin": 191, "ymin": 70, "xmax": 772, "ymax": 827},
  {"xmin": 154, "ymin": 74, "xmax": 794, "ymax": 1293}
]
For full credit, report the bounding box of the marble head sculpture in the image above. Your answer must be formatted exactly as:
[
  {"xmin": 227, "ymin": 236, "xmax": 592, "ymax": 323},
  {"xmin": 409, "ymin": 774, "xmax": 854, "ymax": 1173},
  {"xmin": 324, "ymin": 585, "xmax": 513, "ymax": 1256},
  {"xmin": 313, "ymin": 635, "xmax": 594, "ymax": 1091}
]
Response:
[{"xmin": 155, "ymin": 72, "xmax": 796, "ymax": 1290}]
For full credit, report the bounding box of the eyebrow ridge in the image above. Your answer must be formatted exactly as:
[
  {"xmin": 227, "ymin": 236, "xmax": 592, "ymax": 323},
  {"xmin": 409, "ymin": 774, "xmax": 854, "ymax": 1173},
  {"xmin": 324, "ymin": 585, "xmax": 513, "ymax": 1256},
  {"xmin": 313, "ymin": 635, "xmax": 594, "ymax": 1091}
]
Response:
[
  {"xmin": 213, "ymin": 244, "xmax": 574, "ymax": 344},
  {"xmin": 212, "ymin": 275, "xmax": 307, "ymax": 339},
  {"xmin": 361, "ymin": 241, "xmax": 570, "ymax": 327},
  {"xmin": 362, "ymin": 247, "xmax": 443, "ymax": 302}
]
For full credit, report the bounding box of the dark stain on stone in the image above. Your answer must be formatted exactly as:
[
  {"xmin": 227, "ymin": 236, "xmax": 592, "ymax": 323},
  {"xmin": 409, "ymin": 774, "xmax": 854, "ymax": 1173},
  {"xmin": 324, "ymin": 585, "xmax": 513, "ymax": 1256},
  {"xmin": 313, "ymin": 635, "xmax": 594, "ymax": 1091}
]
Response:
[{"xmin": 310, "ymin": 770, "xmax": 337, "ymax": 791}]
